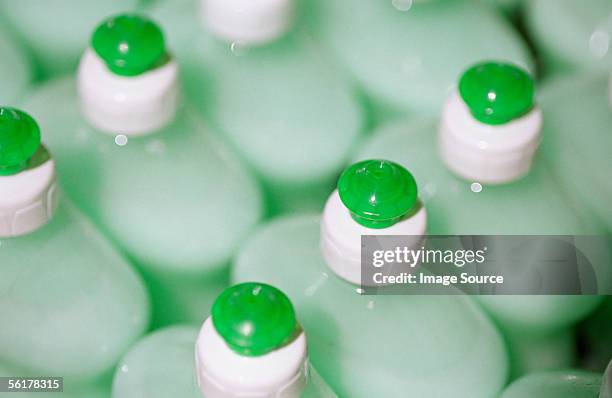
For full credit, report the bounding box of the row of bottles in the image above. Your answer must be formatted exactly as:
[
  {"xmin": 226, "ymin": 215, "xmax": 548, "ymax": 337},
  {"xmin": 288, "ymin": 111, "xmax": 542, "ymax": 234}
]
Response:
[{"xmin": 1, "ymin": 0, "xmax": 611, "ymax": 396}]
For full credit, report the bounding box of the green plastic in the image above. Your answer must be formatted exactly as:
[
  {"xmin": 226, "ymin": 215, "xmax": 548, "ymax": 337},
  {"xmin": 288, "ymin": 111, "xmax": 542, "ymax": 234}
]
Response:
[
  {"xmin": 212, "ymin": 282, "xmax": 297, "ymax": 357},
  {"xmin": 92, "ymin": 14, "xmax": 166, "ymax": 76},
  {"xmin": 338, "ymin": 159, "xmax": 418, "ymax": 228},
  {"xmin": 0, "ymin": 107, "xmax": 40, "ymax": 175},
  {"xmin": 459, "ymin": 62, "xmax": 534, "ymax": 125}
]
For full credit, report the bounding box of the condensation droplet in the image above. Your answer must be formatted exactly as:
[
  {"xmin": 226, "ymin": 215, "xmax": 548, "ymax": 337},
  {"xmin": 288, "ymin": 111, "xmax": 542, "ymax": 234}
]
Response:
[
  {"xmin": 470, "ymin": 182, "xmax": 483, "ymax": 193},
  {"xmin": 115, "ymin": 134, "xmax": 128, "ymax": 146},
  {"xmin": 392, "ymin": 0, "xmax": 413, "ymax": 11},
  {"xmin": 230, "ymin": 41, "xmax": 249, "ymax": 56}
]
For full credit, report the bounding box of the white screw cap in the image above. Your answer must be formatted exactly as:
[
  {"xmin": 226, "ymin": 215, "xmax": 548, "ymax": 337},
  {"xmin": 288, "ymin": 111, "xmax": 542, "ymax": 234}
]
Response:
[
  {"xmin": 195, "ymin": 317, "xmax": 307, "ymax": 398},
  {"xmin": 320, "ymin": 190, "xmax": 427, "ymax": 286},
  {"xmin": 0, "ymin": 150, "xmax": 58, "ymax": 238},
  {"xmin": 201, "ymin": 0, "xmax": 294, "ymax": 45},
  {"xmin": 439, "ymin": 89, "xmax": 542, "ymax": 184},
  {"xmin": 77, "ymin": 48, "xmax": 179, "ymax": 137}
]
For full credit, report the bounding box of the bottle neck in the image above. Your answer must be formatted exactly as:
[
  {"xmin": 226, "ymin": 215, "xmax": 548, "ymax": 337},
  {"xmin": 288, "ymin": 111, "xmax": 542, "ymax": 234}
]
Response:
[
  {"xmin": 195, "ymin": 317, "xmax": 307, "ymax": 398},
  {"xmin": 77, "ymin": 48, "xmax": 180, "ymax": 137}
]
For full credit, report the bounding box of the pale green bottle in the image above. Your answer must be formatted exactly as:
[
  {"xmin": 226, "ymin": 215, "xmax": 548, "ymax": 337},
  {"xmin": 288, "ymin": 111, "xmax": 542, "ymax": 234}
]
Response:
[
  {"xmin": 0, "ymin": 0, "xmax": 144, "ymax": 77},
  {"xmin": 352, "ymin": 62, "xmax": 606, "ymax": 379},
  {"xmin": 538, "ymin": 72, "xmax": 612, "ymax": 234},
  {"xmin": 0, "ymin": 27, "xmax": 31, "ymax": 104},
  {"xmin": 19, "ymin": 14, "xmax": 263, "ymax": 327},
  {"xmin": 0, "ymin": 108, "xmax": 149, "ymax": 385},
  {"xmin": 112, "ymin": 283, "xmax": 337, "ymax": 398},
  {"xmin": 147, "ymin": 0, "xmax": 363, "ymax": 214},
  {"xmin": 500, "ymin": 361, "xmax": 611, "ymax": 398},
  {"xmin": 526, "ymin": 0, "xmax": 612, "ymax": 76},
  {"xmin": 306, "ymin": 0, "xmax": 532, "ymax": 119},
  {"xmin": 233, "ymin": 159, "xmax": 508, "ymax": 398}
]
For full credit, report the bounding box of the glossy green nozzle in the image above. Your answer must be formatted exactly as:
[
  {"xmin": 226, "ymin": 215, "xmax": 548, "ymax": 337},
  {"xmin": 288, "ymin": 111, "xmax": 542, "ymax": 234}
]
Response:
[
  {"xmin": 338, "ymin": 159, "xmax": 418, "ymax": 229},
  {"xmin": 212, "ymin": 282, "xmax": 298, "ymax": 357},
  {"xmin": 0, "ymin": 107, "xmax": 41, "ymax": 176},
  {"xmin": 459, "ymin": 61, "xmax": 534, "ymax": 125},
  {"xmin": 92, "ymin": 14, "xmax": 166, "ymax": 77}
]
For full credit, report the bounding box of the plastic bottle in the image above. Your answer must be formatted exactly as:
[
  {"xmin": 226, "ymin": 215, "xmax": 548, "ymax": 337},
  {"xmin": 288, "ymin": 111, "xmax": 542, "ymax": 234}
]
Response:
[
  {"xmin": 0, "ymin": 27, "xmax": 31, "ymax": 104},
  {"xmin": 233, "ymin": 160, "xmax": 508, "ymax": 398},
  {"xmin": 306, "ymin": 0, "xmax": 532, "ymax": 118},
  {"xmin": 19, "ymin": 14, "xmax": 263, "ymax": 327},
  {"xmin": 526, "ymin": 0, "xmax": 612, "ymax": 76},
  {"xmin": 0, "ymin": 107, "xmax": 149, "ymax": 387},
  {"xmin": 351, "ymin": 62, "xmax": 606, "ymax": 379},
  {"xmin": 147, "ymin": 0, "xmax": 363, "ymax": 214},
  {"xmin": 0, "ymin": 0, "xmax": 144, "ymax": 77},
  {"xmin": 112, "ymin": 283, "xmax": 337, "ymax": 398},
  {"xmin": 538, "ymin": 72, "xmax": 612, "ymax": 234}
]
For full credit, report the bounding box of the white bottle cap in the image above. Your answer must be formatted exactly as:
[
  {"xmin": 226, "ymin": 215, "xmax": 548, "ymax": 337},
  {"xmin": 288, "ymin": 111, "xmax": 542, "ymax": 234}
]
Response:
[
  {"xmin": 195, "ymin": 317, "xmax": 307, "ymax": 398},
  {"xmin": 201, "ymin": 0, "xmax": 294, "ymax": 45},
  {"xmin": 320, "ymin": 190, "xmax": 427, "ymax": 286},
  {"xmin": 0, "ymin": 148, "xmax": 58, "ymax": 238},
  {"xmin": 77, "ymin": 48, "xmax": 179, "ymax": 136},
  {"xmin": 439, "ymin": 88, "xmax": 542, "ymax": 184}
]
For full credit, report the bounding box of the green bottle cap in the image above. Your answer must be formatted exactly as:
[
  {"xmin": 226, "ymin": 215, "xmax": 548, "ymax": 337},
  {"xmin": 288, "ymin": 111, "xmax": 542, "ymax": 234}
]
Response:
[
  {"xmin": 0, "ymin": 107, "xmax": 41, "ymax": 176},
  {"xmin": 458, "ymin": 61, "xmax": 535, "ymax": 125},
  {"xmin": 92, "ymin": 14, "xmax": 166, "ymax": 77},
  {"xmin": 212, "ymin": 282, "xmax": 298, "ymax": 357},
  {"xmin": 338, "ymin": 159, "xmax": 418, "ymax": 229}
]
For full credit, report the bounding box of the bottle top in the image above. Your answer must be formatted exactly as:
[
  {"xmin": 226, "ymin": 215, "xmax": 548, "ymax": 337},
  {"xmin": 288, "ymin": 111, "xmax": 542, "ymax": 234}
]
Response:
[
  {"xmin": 0, "ymin": 107, "xmax": 41, "ymax": 176},
  {"xmin": 459, "ymin": 61, "xmax": 534, "ymax": 125},
  {"xmin": 211, "ymin": 282, "xmax": 298, "ymax": 357},
  {"xmin": 92, "ymin": 14, "xmax": 166, "ymax": 77},
  {"xmin": 338, "ymin": 159, "xmax": 418, "ymax": 229}
]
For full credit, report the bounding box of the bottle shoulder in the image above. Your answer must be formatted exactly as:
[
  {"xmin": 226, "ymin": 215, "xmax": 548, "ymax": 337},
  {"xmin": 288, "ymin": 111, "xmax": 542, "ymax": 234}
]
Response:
[{"xmin": 113, "ymin": 326, "xmax": 203, "ymax": 398}]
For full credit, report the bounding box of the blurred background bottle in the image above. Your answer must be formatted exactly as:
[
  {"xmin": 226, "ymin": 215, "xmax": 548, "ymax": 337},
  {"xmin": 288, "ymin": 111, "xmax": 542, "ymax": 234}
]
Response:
[
  {"xmin": 0, "ymin": 108, "xmax": 149, "ymax": 391},
  {"xmin": 148, "ymin": 0, "xmax": 364, "ymax": 214},
  {"xmin": 19, "ymin": 14, "xmax": 263, "ymax": 327},
  {"xmin": 0, "ymin": 0, "xmax": 146, "ymax": 78}
]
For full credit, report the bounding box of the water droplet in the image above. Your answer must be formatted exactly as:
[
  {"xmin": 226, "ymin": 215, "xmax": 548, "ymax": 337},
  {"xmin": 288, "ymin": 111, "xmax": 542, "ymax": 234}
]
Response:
[
  {"xmin": 230, "ymin": 41, "xmax": 249, "ymax": 56},
  {"xmin": 121, "ymin": 364, "xmax": 129, "ymax": 373},
  {"xmin": 477, "ymin": 140, "xmax": 488, "ymax": 150},
  {"xmin": 145, "ymin": 139, "xmax": 166, "ymax": 154},
  {"xmin": 470, "ymin": 182, "xmax": 482, "ymax": 193},
  {"xmin": 115, "ymin": 134, "xmax": 128, "ymax": 146},
  {"xmin": 589, "ymin": 30, "xmax": 610, "ymax": 58},
  {"xmin": 392, "ymin": 0, "xmax": 413, "ymax": 11}
]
